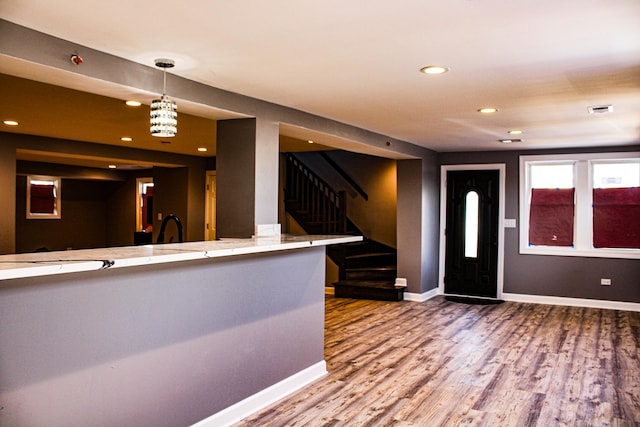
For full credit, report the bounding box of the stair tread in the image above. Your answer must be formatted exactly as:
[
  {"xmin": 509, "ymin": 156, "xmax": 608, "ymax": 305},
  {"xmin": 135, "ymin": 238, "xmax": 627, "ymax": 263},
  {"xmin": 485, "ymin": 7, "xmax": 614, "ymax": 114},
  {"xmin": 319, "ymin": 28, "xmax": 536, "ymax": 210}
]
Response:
[
  {"xmin": 346, "ymin": 252, "xmax": 396, "ymax": 260},
  {"xmin": 334, "ymin": 280, "xmax": 400, "ymax": 289}
]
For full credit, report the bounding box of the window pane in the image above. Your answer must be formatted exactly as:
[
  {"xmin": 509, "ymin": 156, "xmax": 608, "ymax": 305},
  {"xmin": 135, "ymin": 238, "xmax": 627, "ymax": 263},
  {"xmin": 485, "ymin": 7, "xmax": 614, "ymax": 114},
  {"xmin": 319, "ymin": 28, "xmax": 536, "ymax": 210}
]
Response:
[
  {"xmin": 464, "ymin": 191, "xmax": 479, "ymax": 258},
  {"xmin": 531, "ymin": 164, "xmax": 574, "ymax": 188},
  {"xmin": 593, "ymin": 187, "xmax": 640, "ymax": 248},
  {"xmin": 30, "ymin": 183, "xmax": 55, "ymax": 214},
  {"xmin": 593, "ymin": 162, "xmax": 640, "ymax": 189},
  {"xmin": 27, "ymin": 175, "xmax": 61, "ymax": 219},
  {"xmin": 529, "ymin": 188, "xmax": 575, "ymax": 246}
]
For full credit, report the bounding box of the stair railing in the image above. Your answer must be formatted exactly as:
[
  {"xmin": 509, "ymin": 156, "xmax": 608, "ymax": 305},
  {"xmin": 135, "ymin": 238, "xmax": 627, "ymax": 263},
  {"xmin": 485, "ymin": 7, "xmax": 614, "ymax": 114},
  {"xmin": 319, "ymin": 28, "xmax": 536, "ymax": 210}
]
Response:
[{"xmin": 285, "ymin": 153, "xmax": 347, "ymax": 234}]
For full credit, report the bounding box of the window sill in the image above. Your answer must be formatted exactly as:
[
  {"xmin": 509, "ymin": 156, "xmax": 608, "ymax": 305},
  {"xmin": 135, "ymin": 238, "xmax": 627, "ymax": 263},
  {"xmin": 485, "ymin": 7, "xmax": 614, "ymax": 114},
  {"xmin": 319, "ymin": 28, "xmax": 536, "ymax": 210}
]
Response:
[{"xmin": 520, "ymin": 246, "xmax": 640, "ymax": 260}]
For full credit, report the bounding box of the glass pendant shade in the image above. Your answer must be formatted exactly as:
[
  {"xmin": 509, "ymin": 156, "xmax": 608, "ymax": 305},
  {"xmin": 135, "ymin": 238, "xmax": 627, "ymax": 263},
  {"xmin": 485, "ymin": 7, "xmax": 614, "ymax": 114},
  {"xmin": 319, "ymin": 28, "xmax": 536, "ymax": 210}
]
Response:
[
  {"xmin": 150, "ymin": 58, "xmax": 177, "ymax": 137},
  {"xmin": 150, "ymin": 95, "xmax": 177, "ymax": 137}
]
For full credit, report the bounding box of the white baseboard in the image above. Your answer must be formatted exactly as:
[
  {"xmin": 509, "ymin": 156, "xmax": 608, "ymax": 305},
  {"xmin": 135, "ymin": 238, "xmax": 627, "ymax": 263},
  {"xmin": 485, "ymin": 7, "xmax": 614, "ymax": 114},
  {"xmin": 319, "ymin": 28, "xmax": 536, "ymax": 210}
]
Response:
[
  {"xmin": 403, "ymin": 289, "xmax": 640, "ymax": 312},
  {"xmin": 404, "ymin": 287, "xmax": 439, "ymax": 302},
  {"xmin": 502, "ymin": 293, "xmax": 640, "ymax": 312},
  {"xmin": 191, "ymin": 361, "xmax": 327, "ymax": 427}
]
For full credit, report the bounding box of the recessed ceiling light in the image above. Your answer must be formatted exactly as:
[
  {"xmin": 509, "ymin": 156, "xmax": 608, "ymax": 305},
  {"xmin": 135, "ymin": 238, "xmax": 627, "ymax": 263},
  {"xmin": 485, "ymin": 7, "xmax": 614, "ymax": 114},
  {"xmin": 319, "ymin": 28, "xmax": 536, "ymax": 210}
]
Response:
[
  {"xmin": 499, "ymin": 138, "xmax": 522, "ymax": 144},
  {"xmin": 3, "ymin": 120, "xmax": 19, "ymax": 126},
  {"xmin": 197, "ymin": 147, "xmax": 208, "ymax": 152},
  {"xmin": 478, "ymin": 107, "xmax": 498, "ymax": 114},
  {"xmin": 508, "ymin": 130, "xmax": 523, "ymax": 135},
  {"xmin": 308, "ymin": 140, "xmax": 314, "ymax": 144},
  {"xmin": 420, "ymin": 65, "xmax": 449, "ymax": 75},
  {"xmin": 125, "ymin": 100, "xmax": 142, "ymax": 107},
  {"xmin": 121, "ymin": 137, "xmax": 133, "ymax": 142},
  {"xmin": 108, "ymin": 164, "xmax": 117, "ymax": 169}
]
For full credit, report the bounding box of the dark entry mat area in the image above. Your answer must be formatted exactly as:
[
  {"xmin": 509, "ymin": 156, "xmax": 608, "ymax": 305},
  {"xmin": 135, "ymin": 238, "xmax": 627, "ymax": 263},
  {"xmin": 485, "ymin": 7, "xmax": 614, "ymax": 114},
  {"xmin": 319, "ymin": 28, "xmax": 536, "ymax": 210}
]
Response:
[{"xmin": 445, "ymin": 296, "xmax": 505, "ymax": 305}]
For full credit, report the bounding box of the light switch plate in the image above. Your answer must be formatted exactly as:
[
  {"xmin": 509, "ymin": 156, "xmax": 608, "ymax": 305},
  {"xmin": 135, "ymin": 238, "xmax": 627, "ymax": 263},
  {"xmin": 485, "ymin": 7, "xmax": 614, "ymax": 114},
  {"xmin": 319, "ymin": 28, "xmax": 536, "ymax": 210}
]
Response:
[{"xmin": 504, "ymin": 218, "xmax": 517, "ymax": 228}]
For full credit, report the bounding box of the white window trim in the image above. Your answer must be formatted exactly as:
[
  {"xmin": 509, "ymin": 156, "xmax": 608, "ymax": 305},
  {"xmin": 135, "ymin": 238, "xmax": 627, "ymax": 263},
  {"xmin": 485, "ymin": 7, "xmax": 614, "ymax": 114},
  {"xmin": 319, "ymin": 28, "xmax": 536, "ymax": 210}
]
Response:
[
  {"xmin": 519, "ymin": 152, "xmax": 640, "ymax": 259},
  {"xmin": 26, "ymin": 175, "xmax": 61, "ymax": 219}
]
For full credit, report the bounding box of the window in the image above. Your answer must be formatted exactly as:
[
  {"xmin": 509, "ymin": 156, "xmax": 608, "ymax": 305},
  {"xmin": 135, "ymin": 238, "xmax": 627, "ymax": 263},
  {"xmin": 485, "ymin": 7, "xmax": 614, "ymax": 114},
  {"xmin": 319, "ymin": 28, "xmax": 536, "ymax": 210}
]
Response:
[
  {"xmin": 592, "ymin": 161, "xmax": 640, "ymax": 249},
  {"xmin": 528, "ymin": 164, "xmax": 575, "ymax": 247},
  {"xmin": 520, "ymin": 152, "xmax": 640, "ymax": 259},
  {"xmin": 464, "ymin": 191, "xmax": 479, "ymax": 258},
  {"xmin": 26, "ymin": 175, "xmax": 61, "ymax": 219}
]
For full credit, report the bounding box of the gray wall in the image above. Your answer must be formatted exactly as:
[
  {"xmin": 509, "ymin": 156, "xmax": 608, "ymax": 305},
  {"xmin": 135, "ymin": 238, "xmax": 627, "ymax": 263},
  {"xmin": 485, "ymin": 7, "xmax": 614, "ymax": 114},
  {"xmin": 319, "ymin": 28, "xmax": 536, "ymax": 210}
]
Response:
[
  {"xmin": 397, "ymin": 159, "xmax": 424, "ymax": 293},
  {"xmin": 153, "ymin": 166, "xmax": 189, "ymax": 243},
  {"xmin": 186, "ymin": 159, "xmax": 208, "ymax": 242},
  {"xmin": 216, "ymin": 118, "xmax": 280, "ymax": 237},
  {"xmin": 216, "ymin": 119, "xmax": 257, "ymax": 237},
  {"xmin": 439, "ymin": 145, "xmax": 640, "ymax": 303},
  {"xmin": 0, "ymin": 246, "xmax": 326, "ymax": 426},
  {"xmin": 396, "ymin": 154, "xmax": 440, "ymax": 294}
]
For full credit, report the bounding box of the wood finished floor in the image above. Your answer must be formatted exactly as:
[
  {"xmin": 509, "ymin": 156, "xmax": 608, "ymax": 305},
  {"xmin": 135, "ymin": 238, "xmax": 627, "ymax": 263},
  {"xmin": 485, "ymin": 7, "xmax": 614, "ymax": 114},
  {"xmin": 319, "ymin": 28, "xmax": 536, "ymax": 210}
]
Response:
[{"xmin": 235, "ymin": 296, "xmax": 640, "ymax": 426}]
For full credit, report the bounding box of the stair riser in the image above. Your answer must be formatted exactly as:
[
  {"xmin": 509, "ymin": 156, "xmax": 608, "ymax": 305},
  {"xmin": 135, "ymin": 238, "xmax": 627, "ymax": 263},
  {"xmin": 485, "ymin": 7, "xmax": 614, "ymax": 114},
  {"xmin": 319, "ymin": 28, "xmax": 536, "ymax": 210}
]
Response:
[
  {"xmin": 345, "ymin": 255, "xmax": 397, "ymax": 269},
  {"xmin": 334, "ymin": 285, "xmax": 404, "ymax": 301},
  {"xmin": 343, "ymin": 244, "xmax": 394, "ymax": 257},
  {"xmin": 346, "ymin": 270, "xmax": 397, "ymax": 280}
]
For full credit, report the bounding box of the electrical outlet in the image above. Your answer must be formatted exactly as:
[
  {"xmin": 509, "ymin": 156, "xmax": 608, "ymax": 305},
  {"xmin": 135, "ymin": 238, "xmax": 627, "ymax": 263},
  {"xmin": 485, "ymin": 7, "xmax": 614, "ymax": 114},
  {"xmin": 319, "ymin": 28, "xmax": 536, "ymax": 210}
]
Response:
[{"xmin": 600, "ymin": 278, "xmax": 612, "ymax": 286}]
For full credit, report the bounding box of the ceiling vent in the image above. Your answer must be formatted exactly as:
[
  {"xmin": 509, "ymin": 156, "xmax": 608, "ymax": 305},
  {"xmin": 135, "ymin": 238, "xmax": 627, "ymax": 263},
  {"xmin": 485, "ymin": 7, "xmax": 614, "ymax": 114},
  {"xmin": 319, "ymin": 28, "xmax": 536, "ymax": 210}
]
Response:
[{"xmin": 587, "ymin": 105, "xmax": 613, "ymax": 114}]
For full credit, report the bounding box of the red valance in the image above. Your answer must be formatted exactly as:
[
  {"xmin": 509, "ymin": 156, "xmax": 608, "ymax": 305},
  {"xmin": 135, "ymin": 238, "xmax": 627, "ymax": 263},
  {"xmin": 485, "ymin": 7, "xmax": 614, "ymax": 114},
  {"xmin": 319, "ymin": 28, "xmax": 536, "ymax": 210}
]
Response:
[{"xmin": 529, "ymin": 188, "xmax": 575, "ymax": 246}]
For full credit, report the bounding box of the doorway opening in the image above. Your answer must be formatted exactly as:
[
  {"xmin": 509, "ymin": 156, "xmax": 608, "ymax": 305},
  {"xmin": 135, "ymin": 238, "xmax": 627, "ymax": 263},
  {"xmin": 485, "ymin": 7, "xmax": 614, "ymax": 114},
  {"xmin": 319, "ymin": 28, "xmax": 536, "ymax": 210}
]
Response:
[{"xmin": 136, "ymin": 177, "xmax": 154, "ymax": 233}]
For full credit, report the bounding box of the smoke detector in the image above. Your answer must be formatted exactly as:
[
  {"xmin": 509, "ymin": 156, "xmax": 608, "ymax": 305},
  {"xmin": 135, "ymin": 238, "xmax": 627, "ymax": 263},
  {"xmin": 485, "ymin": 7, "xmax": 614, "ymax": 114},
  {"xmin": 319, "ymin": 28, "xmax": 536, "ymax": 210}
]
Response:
[{"xmin": 587, "ymin": 105, "xmax": 613, "ymax": 114}]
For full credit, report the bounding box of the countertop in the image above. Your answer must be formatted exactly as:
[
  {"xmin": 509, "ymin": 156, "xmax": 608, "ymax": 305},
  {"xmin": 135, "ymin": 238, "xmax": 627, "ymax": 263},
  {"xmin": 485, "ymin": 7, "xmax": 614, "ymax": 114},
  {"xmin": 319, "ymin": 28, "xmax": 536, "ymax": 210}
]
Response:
[{"xmin": 0, "ymin": 234, "xmax": 362, "ymax": 281}]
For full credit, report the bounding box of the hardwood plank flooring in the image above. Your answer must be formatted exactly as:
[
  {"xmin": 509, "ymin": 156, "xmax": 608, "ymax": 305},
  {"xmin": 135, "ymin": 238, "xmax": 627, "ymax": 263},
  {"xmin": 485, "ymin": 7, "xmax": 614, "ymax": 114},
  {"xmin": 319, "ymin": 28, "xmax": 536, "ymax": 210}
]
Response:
[{"xmin": 234, "ymin": 296, "xmax": 640, "ymax": 426}]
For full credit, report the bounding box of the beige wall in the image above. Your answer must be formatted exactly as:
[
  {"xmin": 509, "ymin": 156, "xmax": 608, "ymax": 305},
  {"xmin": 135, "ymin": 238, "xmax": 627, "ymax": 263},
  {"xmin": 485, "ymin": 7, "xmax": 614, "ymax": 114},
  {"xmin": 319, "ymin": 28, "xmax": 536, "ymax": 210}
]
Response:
[{"xmin": 292, "ymin": 151, "xmax": 398, "ymax": 248}]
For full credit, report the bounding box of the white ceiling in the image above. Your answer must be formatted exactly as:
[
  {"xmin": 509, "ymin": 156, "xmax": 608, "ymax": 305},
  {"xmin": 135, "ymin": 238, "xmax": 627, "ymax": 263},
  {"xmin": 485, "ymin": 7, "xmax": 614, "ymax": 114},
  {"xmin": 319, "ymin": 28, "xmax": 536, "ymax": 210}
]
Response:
[{"xmin": 1, "ymin": 0, "xmax": 640, "ymax": 154}]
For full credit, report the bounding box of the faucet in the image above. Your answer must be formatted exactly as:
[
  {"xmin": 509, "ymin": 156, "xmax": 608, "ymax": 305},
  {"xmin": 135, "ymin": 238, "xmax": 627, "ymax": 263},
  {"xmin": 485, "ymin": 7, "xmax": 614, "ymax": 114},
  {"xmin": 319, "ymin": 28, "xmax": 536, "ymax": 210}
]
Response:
[{"xmin": 157, "ymin": 214, "xmax": 184, "ymax": 244}]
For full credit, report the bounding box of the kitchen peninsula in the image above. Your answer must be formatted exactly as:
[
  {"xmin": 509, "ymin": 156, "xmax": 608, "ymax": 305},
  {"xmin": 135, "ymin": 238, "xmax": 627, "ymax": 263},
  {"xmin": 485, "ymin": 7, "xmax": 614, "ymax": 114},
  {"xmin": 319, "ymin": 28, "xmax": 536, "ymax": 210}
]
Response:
[{"xmin": 0, "ymin": 234, "xmax": 361, "ymax": 427}]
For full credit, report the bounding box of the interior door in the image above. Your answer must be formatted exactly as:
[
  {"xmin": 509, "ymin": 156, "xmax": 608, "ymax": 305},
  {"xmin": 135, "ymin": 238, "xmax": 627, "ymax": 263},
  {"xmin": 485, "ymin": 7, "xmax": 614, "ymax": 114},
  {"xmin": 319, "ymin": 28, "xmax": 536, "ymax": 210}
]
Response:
[
  {"xmin": 205, "ymin": 171, "xmax": 217, "ymax": 240},
  {"xmin": 444, "ymin": 170, "xmax": 499, "ymax": 298}
]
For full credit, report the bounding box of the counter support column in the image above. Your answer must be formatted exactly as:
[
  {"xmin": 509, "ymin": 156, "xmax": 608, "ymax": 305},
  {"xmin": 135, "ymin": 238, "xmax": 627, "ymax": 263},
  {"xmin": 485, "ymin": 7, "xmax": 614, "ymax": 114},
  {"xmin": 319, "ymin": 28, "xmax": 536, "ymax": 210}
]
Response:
[{"xmin": 217, "ymin": 118, "xmax": 279, "ymax": 238}]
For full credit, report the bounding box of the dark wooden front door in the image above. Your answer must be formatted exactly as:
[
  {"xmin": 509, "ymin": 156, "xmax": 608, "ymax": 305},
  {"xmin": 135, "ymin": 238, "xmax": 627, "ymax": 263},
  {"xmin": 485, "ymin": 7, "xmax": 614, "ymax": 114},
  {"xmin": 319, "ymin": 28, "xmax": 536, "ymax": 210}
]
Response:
[{"xmin": 444, "ymin": 170, "xmax": 499, "ymax": 298}]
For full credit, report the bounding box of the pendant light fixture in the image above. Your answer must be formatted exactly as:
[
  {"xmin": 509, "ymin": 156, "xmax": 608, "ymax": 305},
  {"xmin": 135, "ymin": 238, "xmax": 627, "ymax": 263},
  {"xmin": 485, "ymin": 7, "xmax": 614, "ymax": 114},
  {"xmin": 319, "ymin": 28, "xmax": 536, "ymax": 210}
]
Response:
[{"xmin": 150, "ymin": 58, "xmax": 177, "ymax": 137}]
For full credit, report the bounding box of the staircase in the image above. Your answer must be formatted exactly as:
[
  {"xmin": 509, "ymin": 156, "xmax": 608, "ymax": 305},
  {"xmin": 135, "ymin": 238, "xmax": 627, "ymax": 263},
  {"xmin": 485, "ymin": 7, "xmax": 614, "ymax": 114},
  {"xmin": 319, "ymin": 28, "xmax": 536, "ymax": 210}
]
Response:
[
  {"xmin": 284, "ymin": 153, "xmax": 404, "ymax": 301},
  {"xmin": 327, "ymin": 239, "xmax": 403, "ymax": 301}
]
